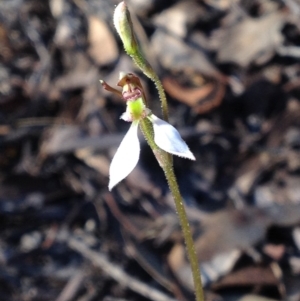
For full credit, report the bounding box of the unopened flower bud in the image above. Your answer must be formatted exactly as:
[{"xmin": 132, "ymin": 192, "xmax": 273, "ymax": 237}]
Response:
[{"xmin": 113, "ymin": 2, "xmax": 138, "ymax": 56}]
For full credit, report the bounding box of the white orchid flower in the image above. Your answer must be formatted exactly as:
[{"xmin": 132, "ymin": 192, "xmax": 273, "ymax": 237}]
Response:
[{"xmin": 101, "ymin": 73, "xmax": 195, "ymax": 191}]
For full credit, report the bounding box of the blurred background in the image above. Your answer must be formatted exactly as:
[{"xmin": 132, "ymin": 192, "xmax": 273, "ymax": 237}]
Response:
[{"xmin": 1, "ymin": 0, "xmax": 300, "ymax": 300}]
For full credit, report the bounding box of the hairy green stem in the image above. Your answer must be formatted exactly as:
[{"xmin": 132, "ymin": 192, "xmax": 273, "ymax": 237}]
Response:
[
  {"xmin": 152, "ymin": 74, "xmax": 169, "ymax": 122},
  {"xmin": 131, "ymin": 54, "xmax": 169, "ymax": 122},
  {"xmin": 140, "ymin": 118, "xmax": 204, "ymax": 301},
  {"xmin": 163, "ymin": 165, "xmax": 204, "ymax": 301}
]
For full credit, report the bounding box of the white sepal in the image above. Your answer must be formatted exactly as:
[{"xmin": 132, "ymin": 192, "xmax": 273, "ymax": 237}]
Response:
[
  {"xmin": 150, "ymin": 115, "xmax": 195, "ymax": 160},
  {"xmin": 109, "ymin": 121, "xmax": 140, "ymax": 190},
  {"xmin": 120, "ymin": 111, "xmax": 132, "ymax": 122}
]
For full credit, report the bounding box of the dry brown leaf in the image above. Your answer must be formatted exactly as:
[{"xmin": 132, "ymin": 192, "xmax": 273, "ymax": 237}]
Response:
[
  {"xmin": 263, "ymin": 244, "xmax": 285, "ymax": 261},
  {"xmin": 75, "ymin": 148, "xmax": 110, "ymax": 176},
  {"xmin": 204, "ymin": 0, "xmax": 239, "ymax": 10},
  {"xmin": 88, "ymin": 15, "xmax": 118, "ymax": 66},
  {"xmin": 152, "ymin": 30, "xmax": 223, "ymax": 79},
  {"xmin": 163, "ymin": 77, "xmax": 225, "ymax": 114},
  {"xmin": 214, "ymin": 11, "xmax": 287, "ymax": 67},
  {"xmin": 212, "ymin": 266, "xmax": 279, "ymax": 288},
  {"xmin": 194, "ymin": 208, "xmax": 270, "ymax": 263},
  {"xmin": 153, "ymin": 1, "xmax": 205, "ymax": 37}
]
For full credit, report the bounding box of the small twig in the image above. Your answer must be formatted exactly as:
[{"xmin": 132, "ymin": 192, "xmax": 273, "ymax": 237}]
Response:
[
  {"xmin": 67, "ymin": 236, "xmax": 179, "ymax": 301},
  {"xmin": 277, "ymin": 45, "xmax": 300, "ymax": 58},
  {"xmin": 55, "ymin": 270, "xmax": 86, "ymax": 301}
]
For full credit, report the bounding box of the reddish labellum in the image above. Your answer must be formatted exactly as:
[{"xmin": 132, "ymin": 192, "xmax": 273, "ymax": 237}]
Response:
[
  {"xmin": 117, "ymin": 73, "xmax": 147, "ymax": 105},
  {"xmin": 122, "ymin": 86, "xmax": 142, "ymax": 101}
]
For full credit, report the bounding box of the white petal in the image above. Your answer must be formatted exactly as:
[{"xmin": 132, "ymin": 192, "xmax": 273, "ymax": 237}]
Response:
[
  {"xmin": 150, "ymin": 115, "xmax": 195, "ymax": 160},
  {"xmin": 109, "ymin": 122, "xmax": 140, "ymax": 190}
]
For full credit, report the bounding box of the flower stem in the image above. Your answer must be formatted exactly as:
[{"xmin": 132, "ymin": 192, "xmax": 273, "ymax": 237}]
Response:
[
  {"xmin": 163, "ymin": 165, "xmax": 204, "ymax": 301},
  {"xmin": 131, "ymin": 54, "xmax": 169, "ymax": 122},
  {"xmin": 113, "ymin": 3, "xmax": 203, "ymax": 298},
  {"xmin": 152, "ymin": 74, "xmax": 169, "ymax": 123},
  {"xmin": 140, "ymin": 118, "xmax": 204, "ymax": 301}
]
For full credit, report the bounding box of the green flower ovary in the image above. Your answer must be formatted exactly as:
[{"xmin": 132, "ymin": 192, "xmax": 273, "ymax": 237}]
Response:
[{"xmin": 127, "ymin": 97, "xmax": 147, "ymax": 120}]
